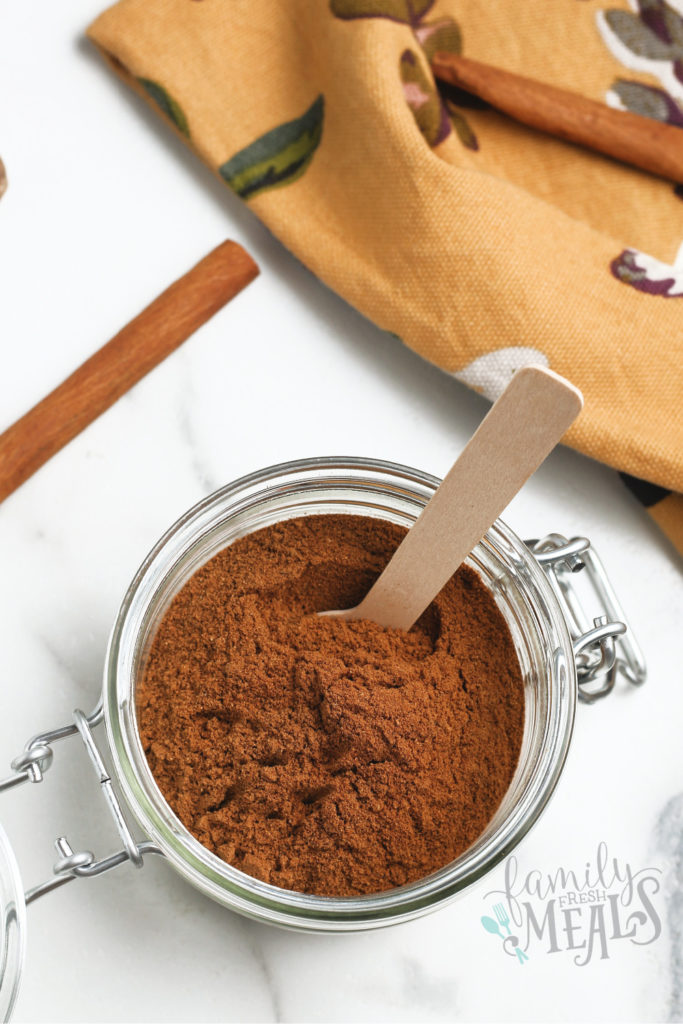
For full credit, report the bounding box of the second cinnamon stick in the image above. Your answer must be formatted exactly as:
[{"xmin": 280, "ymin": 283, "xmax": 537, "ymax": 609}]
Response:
[
  {"xmin": 0, "ymin": 240, "xmax": 259, "ymax": 503},
  {"xmin": 432, "ymin": 52, "xmax": 683, "ymax": 183}
]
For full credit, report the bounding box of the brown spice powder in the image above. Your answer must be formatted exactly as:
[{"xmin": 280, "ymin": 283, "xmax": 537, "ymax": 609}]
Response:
[{"xmin": 138, "ymin": 514, "xmax": 524, "ymax": 897}]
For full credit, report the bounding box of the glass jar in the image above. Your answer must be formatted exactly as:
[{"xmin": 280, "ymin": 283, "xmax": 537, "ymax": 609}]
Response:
[
  {"xmin": 0, "ymin": 823, "xmax": 24, "ymax": 1023},
  {"xmin": 0, "ymin": 457, "xmax": 645, "ymax": 1014}
]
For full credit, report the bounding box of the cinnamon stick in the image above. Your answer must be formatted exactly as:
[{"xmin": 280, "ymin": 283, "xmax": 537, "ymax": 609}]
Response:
[
  {"xmin": 0, "ymin": 240, "xmax": 259, "ymax": 503},
  {"xmin": 431, "ymin": 52, "xmax": 683, "ymax": 183}
]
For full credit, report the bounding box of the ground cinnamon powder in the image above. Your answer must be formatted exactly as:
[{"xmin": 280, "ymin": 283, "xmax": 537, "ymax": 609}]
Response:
[{"xmin": 139, "ymin": 514, "xmax": 524, "ymax": 897}]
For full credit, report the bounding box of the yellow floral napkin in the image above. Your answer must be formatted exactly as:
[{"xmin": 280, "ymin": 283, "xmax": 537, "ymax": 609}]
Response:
[{"xmin": 88, "ymin": 0, "xmax": 683, "ymax": 555}]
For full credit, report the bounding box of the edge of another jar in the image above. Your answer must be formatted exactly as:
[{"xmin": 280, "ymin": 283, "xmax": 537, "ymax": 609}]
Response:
[
  {"xmin": 103, "ymin": 456, "xmax": 577, "ymax": 931},
  {"xmin": 0, "ymin": 822, "xmax": 25, "ymax": 1022}
]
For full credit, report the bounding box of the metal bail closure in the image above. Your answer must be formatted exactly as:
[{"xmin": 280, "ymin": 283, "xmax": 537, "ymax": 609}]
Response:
[
  {"xmin": 0, "ymin": 705, "xmax": 161, "ymax": 908},
  {"xmin": 527, "ymin": 534, "xmax": 646, "ymax": 703}
]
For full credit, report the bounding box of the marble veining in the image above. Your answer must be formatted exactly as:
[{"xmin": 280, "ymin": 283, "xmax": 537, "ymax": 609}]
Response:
[
  {"xmin": 0, "ymin": 1, "xmax": 682, "ymax": 1020},
  {"xmin": 239, "ymin": 921, "xmax": 285, "ymax": 1023},
  {"xmin": 656, "ymin": 793, "xmax": 683, "ymax": 1023}
]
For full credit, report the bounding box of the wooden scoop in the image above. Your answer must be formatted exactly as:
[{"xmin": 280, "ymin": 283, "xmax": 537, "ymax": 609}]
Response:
[{"xmin": 324, "ymin": 366, "xmax": 583, "ymax": 631}]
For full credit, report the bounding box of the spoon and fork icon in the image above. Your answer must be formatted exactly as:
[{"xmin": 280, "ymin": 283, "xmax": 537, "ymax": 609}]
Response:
[{"xmin": 481, "ymin": 903, "xmax": 530, "ymax": 964}]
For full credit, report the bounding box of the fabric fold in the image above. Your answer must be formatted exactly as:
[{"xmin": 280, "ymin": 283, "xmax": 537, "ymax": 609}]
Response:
[{"xmin": 89, "ymin": 0, "xmax": 683, "ymax": 555}]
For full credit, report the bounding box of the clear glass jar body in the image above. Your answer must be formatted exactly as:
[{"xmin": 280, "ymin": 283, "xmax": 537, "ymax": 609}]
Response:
[
  {"xmin": 0, "ymin": 823, "xmax": 25, "ymax": 1022},
  {"xmin": 104, "ymin": 457, "xmax": 576, "ymax": 932}
]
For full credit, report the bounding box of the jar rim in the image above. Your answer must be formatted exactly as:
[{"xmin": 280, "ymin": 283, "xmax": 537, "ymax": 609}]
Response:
[{"xmin": 104, "ymin": 456, "xmax": 576, "ymax": 930}]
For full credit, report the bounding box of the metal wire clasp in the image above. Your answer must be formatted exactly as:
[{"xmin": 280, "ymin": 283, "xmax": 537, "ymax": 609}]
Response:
[
  {"xmin": 0, "ymin": 704, "xmax": 160, "ymax": 903},
  {"xmin": 527, "ymin": 534, "xmax": 646, "ymax": 703}
]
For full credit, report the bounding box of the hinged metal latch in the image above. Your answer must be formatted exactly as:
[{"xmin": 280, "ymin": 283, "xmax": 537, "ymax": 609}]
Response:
[
  {"xmin": 526, "ymin": 534, "xmax": 646, "ymax": 703},
  {"xmin": 0, "ymin": 704, "xmax": 160, "ymax": 903}
]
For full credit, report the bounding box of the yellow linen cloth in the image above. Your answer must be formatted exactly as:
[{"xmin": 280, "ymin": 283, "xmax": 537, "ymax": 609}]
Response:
[{"xmin": 88, "ymin": 0, "xmax": 683, "ymax": 554}]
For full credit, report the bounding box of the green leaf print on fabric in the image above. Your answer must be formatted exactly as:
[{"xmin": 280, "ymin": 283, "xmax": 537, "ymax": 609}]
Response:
[
  {"xmin": 600, "ymin": 3, "xmax": 683, "ymax": 202},
  {"xmin": 604, "ymin": 9, "xmax": 677, "ymax": 59},
  {"xmin": 138, "ymin": 79, "xmax": 190, "ymax": 138},
  {"xmin": 610, "ymin": 79, "xmax": 683, "ymax": 125},
  {"xmin": 330, "ymin": 0, "xmax": 434, "ymax": 26},
  {"xmin": 417, "ymin": 17, "xmax": 479, "ymax": 149},
  {"xmin": 445, "ymin": 103, "xmax": 479, "ymax": 150},
  {"xmin": 331, "ymin": 2, "xmax": 476, "ymax": 151},
  {"xmin": 400, "ymin": 49, "xmax": 449, "ymax": 146},
  {"xmin": 219, "ymin": 95, "xmax": 324, "ymax": 200},
  {"xmin": 414, "ymin": 17, "xmax": 462, "ymax": 64}
]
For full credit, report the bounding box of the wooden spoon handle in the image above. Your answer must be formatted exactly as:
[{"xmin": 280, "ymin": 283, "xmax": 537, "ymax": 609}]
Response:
[
  {"xmin": 431, "ymin": 52, "xmax": 683, "ymax": 183},
  {"xmin": 0, "ymin": 240, "xmax": 259, "ymax": 503},
  {"xmin": 349, "ymin": 367, "xmax": 583, "ymax": 632}
]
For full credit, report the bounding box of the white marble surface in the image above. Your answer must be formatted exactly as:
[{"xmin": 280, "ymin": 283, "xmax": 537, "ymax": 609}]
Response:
[{"xmin": 1, "ymin": 3, "xmax": 682, "ymax": 1021}]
